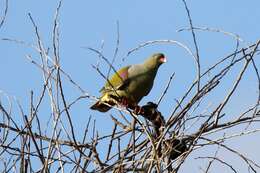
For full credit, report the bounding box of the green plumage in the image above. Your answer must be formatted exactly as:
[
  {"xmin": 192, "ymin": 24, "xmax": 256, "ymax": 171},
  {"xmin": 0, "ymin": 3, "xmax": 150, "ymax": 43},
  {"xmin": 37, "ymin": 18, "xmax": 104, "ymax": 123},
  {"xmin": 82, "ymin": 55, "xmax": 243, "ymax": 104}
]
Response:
[{"xmin": 90, "ymin": 53, "xmax": 166, "ymax": 112}]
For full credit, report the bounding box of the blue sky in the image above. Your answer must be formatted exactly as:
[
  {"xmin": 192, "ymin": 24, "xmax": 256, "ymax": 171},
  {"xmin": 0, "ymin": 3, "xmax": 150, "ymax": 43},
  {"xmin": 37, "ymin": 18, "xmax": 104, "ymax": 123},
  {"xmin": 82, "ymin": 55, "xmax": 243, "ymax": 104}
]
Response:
[{"xmin": 1, "ymin": 0, "xmax": 260, "ymax": 172}]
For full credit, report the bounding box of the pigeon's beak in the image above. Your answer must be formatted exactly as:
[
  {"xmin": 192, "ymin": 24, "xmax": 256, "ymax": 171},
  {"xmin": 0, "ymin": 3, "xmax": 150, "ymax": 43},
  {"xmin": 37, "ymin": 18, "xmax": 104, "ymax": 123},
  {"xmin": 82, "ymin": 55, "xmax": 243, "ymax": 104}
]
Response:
[{"xmin": 160, "ymin": 56, "xmax": 167, "ymax": 63}]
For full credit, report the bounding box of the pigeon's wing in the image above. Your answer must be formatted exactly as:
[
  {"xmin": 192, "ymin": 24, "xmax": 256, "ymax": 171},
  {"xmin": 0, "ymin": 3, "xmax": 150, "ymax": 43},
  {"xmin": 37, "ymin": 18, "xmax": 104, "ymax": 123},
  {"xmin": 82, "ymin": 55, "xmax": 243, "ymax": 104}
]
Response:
[{"xmin": 100, "ymin": 65, "xmax": 131, "ymax": 93}]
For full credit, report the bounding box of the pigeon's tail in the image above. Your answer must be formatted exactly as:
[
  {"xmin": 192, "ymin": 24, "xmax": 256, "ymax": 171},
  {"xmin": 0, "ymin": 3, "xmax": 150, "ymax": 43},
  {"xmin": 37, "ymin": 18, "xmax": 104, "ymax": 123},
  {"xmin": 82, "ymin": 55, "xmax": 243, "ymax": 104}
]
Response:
[{"xmin": 90, "ymin": 101, "xmax": 112, "ymax": 112}]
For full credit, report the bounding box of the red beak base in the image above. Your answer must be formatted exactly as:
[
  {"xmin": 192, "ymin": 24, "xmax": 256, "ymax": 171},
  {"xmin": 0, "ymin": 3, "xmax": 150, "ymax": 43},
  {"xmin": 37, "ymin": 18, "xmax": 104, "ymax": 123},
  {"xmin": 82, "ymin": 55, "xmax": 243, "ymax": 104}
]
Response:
[{"xmin": 160, "ymin": 56, "xmax": 167, "ymax": 63}]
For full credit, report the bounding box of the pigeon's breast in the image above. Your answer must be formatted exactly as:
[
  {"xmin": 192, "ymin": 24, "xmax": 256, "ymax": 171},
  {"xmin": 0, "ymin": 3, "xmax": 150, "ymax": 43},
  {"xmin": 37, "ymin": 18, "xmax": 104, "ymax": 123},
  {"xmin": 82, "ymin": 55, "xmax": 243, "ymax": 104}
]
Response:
[{"xmin": 127, "ymin": 71, "xmax": 156, "ymax": 103}]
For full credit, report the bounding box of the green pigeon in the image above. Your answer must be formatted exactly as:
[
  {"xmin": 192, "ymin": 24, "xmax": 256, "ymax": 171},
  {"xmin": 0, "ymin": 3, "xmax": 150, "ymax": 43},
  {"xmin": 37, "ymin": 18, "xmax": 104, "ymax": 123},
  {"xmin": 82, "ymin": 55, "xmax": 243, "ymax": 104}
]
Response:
[{"xmin": 90, "ymin": 53, "xmax": 167, "ymax": 112}]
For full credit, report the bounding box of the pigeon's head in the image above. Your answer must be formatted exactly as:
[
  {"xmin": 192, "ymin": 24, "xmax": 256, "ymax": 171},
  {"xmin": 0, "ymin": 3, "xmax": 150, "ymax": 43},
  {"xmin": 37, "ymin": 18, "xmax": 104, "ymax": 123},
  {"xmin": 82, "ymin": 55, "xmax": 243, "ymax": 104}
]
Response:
[
  {"xmin": 154, "ymin": 53, "xmax": 167, "ymax": 64},
  {"xmin": 144, "ymin": 53, "xmax": 167, "ymax": 69}
]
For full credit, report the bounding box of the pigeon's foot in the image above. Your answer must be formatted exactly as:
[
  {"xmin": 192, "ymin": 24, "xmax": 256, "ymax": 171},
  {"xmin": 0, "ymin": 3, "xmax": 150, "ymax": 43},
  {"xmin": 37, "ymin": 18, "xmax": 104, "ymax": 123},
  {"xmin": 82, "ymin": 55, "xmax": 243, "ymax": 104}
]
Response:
[
  {"xmin": 117, "ymin": 97, "xmax": 130, "ymax": 109},
  {"xmin": 133, "ymin": 105, "xmax": 145, "ymax": 115}
]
